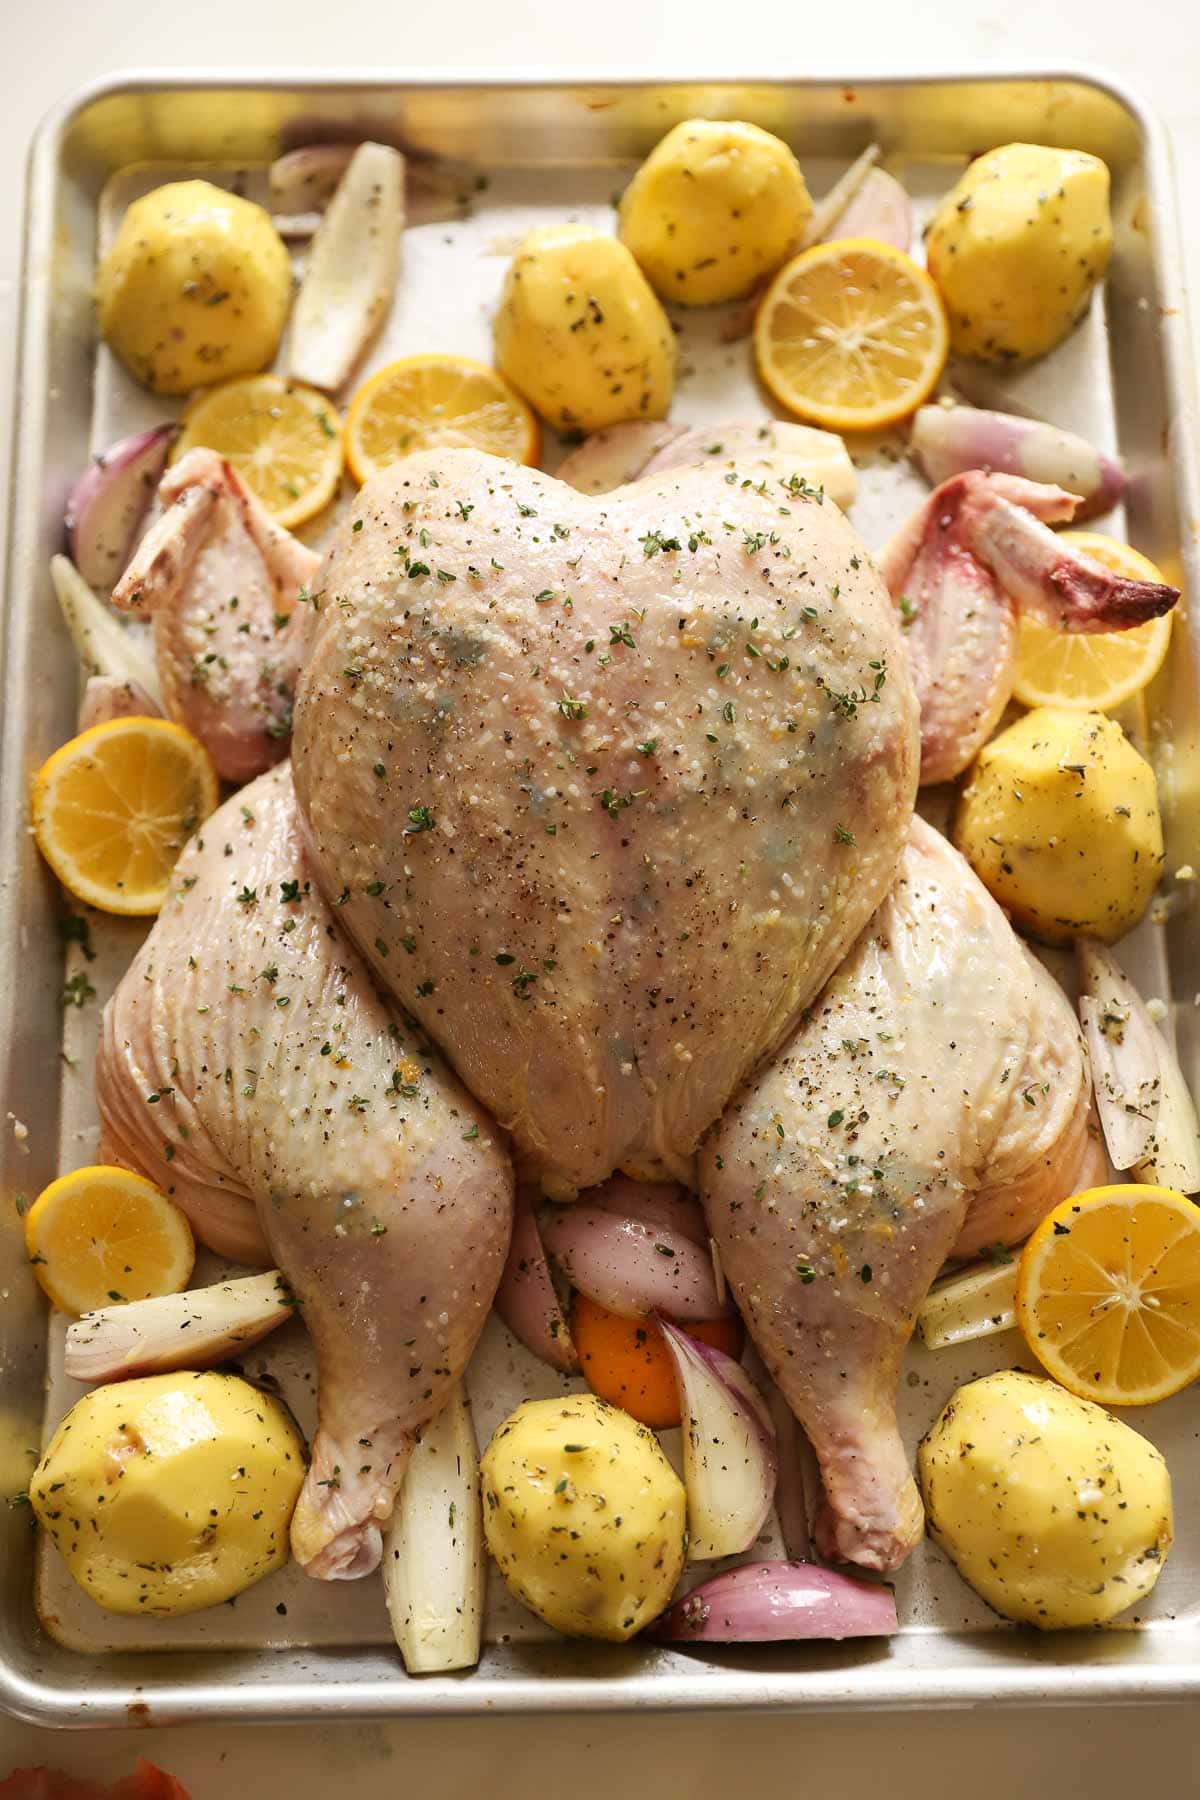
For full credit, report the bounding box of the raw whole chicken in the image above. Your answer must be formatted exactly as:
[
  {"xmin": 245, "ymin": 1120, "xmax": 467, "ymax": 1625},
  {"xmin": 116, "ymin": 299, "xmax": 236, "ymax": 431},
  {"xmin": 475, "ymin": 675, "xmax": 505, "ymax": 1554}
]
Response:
[
  {"xmin": 112, "ymin": 449, "xmax": 321, "ymax": 782},
  {"xmin": 881, "ymin": 471, "xmax": 1178, "ymax": 784},
  {"xmin": 701, "ymin": 817, "xmax": 1103, "ymax": 1573},
  {"xmin": 96, "ymin": 762, "xmax": 512, "ymax": 1580},
  {"xmin": 292, "ymin": 447, "xmax": 920, "ymax": 1199}
]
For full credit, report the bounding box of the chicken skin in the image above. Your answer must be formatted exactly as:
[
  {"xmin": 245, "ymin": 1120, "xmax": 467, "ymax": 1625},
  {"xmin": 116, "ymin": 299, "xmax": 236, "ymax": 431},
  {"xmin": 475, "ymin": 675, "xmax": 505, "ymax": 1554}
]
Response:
[
  {"xmin": 293, "ymin": 448, "xmax": 919, "ymax": 1199},
  {"xmin": 881, "ymin": 472, "xmax": 1178, "ymax": 783},
  {"xmin": 112, "ymin": 449, "xmax": 321, "ymax": 782},
  {"xmin": 702, "ymin": 817, "xmax": 1100, "ymax": 1573},
  {"xmin": 96, "ymin": 762, "xmax": 512, "ymax": 1580}
]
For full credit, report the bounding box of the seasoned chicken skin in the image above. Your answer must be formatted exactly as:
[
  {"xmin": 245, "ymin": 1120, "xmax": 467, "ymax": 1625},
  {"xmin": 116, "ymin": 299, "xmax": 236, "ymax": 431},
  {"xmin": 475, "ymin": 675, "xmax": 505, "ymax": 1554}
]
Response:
[
  {"xmin": 293, "ymin": 448, "xmax": 919, "ymax": 1198},
  {"xmin": 112, "ymin": 449, "xmax": 321, "ymax": 782},
  {"xmin": 96, "ymin": 763, "xmax": 512, "ymax": 1580},
  {"xmin": 702, "ymin": 818, "xmax": 1098, "ymax": 1573}
]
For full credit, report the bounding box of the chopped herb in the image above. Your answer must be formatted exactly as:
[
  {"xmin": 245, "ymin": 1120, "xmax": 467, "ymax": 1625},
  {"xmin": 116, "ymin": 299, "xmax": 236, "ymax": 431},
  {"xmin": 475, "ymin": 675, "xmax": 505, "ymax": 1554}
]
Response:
[
  {"xmin": 61, "ymin": 973, "xmax": 96, "ymax": 1008},
  {"xmin": 59, "ymin": 915, "xmax": 95, "ymax": 962},
  {"xmin": 796, "ymin": 1263, "xmax": 817, "ymax": 1284},
  {"xmin": 609, "ymin": 623, "xmax": 636, "ymax": 649},
  {"xmin": 827, "ymin": 1109, "xmax": 844, "ymax": 1128},
  {"xmin": 558, "ymin": 695, "xmax": 587, "ymax": 721},
  {"xmin": 405, "ymin": 805, "xmax": 436, "ymax": 834},
  {"xmin": 636, "ymin": 739, "xmax": 658, "ymax": 757},
  {"xmin": 833, "ymin": 824, "xmax": 856, "ymax": 846},
  {"xmin": 640, "ymin": 529, "xmax": 682, "ymax": 558}
]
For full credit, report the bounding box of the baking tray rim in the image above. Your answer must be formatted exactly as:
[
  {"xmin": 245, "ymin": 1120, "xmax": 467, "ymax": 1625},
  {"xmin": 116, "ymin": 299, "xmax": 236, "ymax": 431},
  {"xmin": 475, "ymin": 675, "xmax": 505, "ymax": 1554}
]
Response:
[{"xmin": 3, "ymin": 61, "xmax": 1199, "ymax": 1726}]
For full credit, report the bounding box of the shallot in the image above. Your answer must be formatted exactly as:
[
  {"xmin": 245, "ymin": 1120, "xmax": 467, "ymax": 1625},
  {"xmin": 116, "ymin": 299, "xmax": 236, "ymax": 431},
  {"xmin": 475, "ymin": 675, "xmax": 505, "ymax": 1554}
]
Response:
[
  {"xmin": 911, "ymin": 404, "xmax": 1126, "ymax": 519},
  {"xmin": 288, "ymin": 142, "xmax": 406, "ymax": 392},
  {"xmin": 653, "ymin": 1560, "xmax": 898, "ymax": 1643},
  {"xmin": 1077, "ymin": 937, "xmax": 1200, "ymax": 1192},
  {"xmin": 65, "ymin": 425, "xmax": 175, "ymax": 589},
  {"xmin": 540, "ymin": 1204, "xmax": 730, "ymax": 1320},
  {"xmin": 820, "ymin": 168, "xmax": 912, "ymax": 251},
  {"xmin": 802, "ymin": 143, "xmax": 881, "ymax": 246},
  {"xmin": 383, "ymin": 1382, "xmax": 485, "ymax": 1673},
  {"xmin": 270, "ymin": 143, "xmax": 475, "ymax": 237},
  {"xmin": 555, "ymin": 421, "xmax": 686, "ymax": 494},
  {"xmin": 493, "ymin": 1192, "xmax": 578, "ymax": 1373},
  {"xmin": 657, "ymin": 1319, "xmax": 776, "ymax": 1561}
]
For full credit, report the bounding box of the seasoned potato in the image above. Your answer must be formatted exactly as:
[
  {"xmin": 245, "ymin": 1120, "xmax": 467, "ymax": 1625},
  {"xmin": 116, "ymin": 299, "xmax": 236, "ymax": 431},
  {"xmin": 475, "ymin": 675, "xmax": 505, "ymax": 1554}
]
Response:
[
  {"xmin": 926, "ymin": 144, "xmax": 1112, "ymax": 362},
  {"xmin": 618, "ymin": 119, "xmax": 812, "ymax": 307},
  {"xmin": 494, "ymin": 224, "xmax": 675, "ymax": 434},
  {"xmin": 97, "ymin": 180, "xmax": 292, "ymax": 394},
  {"xmin": 30, "ymin": 1372, "xmax": 304, "ymax": 1616},
  {"xmin": 953, "ymin": 706, "xmax": 1163, "ymax": 945},
  {"xmin": 480, "ymin": 1393, "xmax": 686, "ymax": 1641},
  {"xmin": 919, "ymin": 1370, "xmax": 1172, "ymax": 1629}
]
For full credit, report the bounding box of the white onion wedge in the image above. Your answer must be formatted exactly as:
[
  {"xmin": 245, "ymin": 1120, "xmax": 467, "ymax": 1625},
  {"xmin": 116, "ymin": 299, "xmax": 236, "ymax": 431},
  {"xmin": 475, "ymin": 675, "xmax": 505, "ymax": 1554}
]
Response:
[
  {"xmin": 383, "ymin": 1382, "xmax": 484, "ymax": 1673},
  {"xmin": 271, "ymin": 145, "xmax": 473, "ymax": 238},
  {"xmin": 51, "ymin": 554, "xmax": 163, "ymax": 707},
  {"xmin": 555, "ymin": 421, "xmax": 686, "ymax": 494},
  {"xmin": 65, "ymin": 425, "xmax": 175, "ymax": 590},
  {"xmin": 657, "ymin": 1319, "xmax": 776, "ymax": 1563},
  {"xmin": 1077, "ymin": 937, "xmax": 1200, "ymax": 1191},
  {"xmin": 288, "ymin": 142, "xmax": 406, "ymax": 392},
  {"xmin": 802, "ymin": 143, "xmax": 881, "ymax": 247},
  {"xmin": 65, "ymin": 1272, "xmax": 294, "ymax": 1383},
  {"xmin": 652, "ymin": 1560, "xmax": 897, "ymax": 1643},
  {"xmin": 915, "ymin": 1259, "xmax": 1018, "ymax": 1349}
]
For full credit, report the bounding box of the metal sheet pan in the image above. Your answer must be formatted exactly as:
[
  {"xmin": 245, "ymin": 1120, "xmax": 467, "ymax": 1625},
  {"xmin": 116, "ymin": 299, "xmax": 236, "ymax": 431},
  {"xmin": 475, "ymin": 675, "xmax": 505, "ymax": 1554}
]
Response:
[{"xmin": 2, "ymin": 67, "xmax": 1199, "ymax": 1726}]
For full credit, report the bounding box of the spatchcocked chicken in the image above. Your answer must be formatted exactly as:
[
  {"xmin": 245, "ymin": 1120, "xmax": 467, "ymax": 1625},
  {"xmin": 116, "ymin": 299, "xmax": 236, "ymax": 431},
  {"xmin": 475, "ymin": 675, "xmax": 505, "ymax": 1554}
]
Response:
[{"xmin": 99, "ymin": 441, "xmax": 1175, "ymax": 1577}]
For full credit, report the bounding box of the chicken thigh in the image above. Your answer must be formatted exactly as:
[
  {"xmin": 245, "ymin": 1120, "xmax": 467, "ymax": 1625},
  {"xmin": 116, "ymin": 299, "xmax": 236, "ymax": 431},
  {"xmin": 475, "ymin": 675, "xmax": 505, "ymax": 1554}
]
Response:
[
  {"xmin": 112, "ymin": 449, "xmax": 321, "ymax": 782},
  {"xmin": 293, "ymin": 447, "xmax": 920, "ymax": 1198},
  {"xmin": 96, "ymin": 762, "xmax": 512, "ymax": 1579},
  {"xmin": 881, "ymin": 472, "xmax": 1178, "ymax": 783},
  {"xmin": 702, "ymin": 817, "xmax": 1100, "ymax": 1573}
]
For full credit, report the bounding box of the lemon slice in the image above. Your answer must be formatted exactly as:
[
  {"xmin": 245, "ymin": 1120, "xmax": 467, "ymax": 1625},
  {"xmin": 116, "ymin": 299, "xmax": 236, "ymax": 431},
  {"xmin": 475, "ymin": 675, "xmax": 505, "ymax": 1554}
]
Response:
[
  {"xmin": 345, "ymin": 353, "xmax": 540, "ymax": 486},
  {"xmin": 1012, "ymin": 532, "xmax": 1174, "ymax": 710},
  {"xmin": 175, "ymin": 374, "xmax": 343, "ymax": 528},
  {"xmin": 1016, "ymin": 1183, "xmax": 1200, "ymax": 1405},
  {"xmin": 32, "ymin": 717, "xmax": 218, "ymax": 916},
  {"xmin": 754, "ymin": 238, "xmax": 949, "ymax": 432},
  {"xmin": 25, "ymin": 1165, "xmax": 195, "ymax": 1316}
]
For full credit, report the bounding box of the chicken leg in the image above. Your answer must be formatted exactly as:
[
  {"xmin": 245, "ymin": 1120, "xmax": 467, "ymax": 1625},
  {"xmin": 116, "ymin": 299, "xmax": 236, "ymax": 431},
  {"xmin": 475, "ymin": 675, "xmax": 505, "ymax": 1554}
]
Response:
[
  {"xmin": 701, "ymin": 817, "xmax": 1098, "ymax": 1572},
  {"xmin": 96, "ymin": 762, "xmax": 513, "ymax": 1579},
  {"xmin": 112, "ymin": 449, "xmax": 321, "ymax": 782},
  {"xmin": 881, "ymin": 471, "xmax": 1178, "ymax": 783}
]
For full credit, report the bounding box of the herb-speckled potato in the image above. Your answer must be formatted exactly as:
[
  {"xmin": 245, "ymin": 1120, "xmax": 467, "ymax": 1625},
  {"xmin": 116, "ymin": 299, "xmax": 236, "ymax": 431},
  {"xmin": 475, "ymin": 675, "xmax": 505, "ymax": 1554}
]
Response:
[
  {"xmin": 31, "ymin": 1372, "xmax": 304, "ymax": 1616},
  {"xmin": 494, "ymin": 224, "xmax": 676, "ymax": 434},
  {"xmin": 480, "ymin": 1394, "xmax": 686, "ymax": 1641},
  {"xmin": 926, "ymin": 144, "xmax": 1112, "ymax": 362},
  {"xmin": 953, "ymin": 706, "xmax": 1163, "ymax": 945},
  {"xmin": 919, "ymin": 1371, "xmax": 1173, "ymax": 1629},
  {"xmin": 618, "ymin": 119, "xmax": 812, "ymax": 307},
  {"xmin": 97, "ymin": 180, "xmax": 292, "ymax": 394}
]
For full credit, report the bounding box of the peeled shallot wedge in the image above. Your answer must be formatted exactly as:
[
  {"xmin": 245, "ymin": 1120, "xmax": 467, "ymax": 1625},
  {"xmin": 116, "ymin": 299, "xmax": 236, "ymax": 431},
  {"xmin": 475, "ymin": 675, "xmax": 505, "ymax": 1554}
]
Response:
[{"xmin": 653, "ymin": 1561, "xmax": 897, "ymax": 1643}]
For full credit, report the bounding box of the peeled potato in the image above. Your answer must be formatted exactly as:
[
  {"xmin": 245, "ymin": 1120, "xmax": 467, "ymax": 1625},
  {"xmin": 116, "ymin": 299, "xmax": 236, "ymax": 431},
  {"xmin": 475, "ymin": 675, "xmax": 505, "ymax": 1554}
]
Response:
[
  {"xmin": 920, "ymin": 1370, "xmax": 1172, "ymax": 1629},
  {"xmin": 31, "ymin": 1372, "xmax": 304, "ymax": 1616},
  {"xmin": 494, "ymin": 224, "xmax": 676, "ymax": 434},
  {"xmin": 619, "ymin": 119, "xmax": 812, "ymax": 307},
  {"xmin": 953, "ymin": 707, "xmax": 1163, "ymax": 945},
  {"xmin": 97, "ymin": 180, "xmax": 293, "ymax": 394},
  {"xmin": 926, "ymin": 144, "xmax": 1112, "ymax": 363},
  {"xmin": 480, "ymin": 1394, "xmax": 686, "ymax": 1641}
]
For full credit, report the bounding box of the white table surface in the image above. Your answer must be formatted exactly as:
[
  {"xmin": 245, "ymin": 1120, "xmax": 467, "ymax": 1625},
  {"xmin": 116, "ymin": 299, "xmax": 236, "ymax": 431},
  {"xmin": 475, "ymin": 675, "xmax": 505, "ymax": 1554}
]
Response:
[{"xmin": 1, "ymin": 1, "xmax": 1198, "ymax": 1790}]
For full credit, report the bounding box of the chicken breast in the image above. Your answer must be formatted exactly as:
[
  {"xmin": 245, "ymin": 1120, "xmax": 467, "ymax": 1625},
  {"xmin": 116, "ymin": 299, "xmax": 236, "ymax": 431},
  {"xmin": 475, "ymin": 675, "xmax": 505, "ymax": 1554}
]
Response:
[{"xmin": 292, "ymin": 447, "xmax": 919, "ymax": 1198}]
